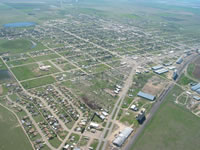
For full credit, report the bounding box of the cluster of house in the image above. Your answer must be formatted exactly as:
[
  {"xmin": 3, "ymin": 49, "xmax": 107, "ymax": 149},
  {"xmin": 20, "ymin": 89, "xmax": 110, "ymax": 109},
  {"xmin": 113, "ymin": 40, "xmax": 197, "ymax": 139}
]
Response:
[
  {"xmin": 18, "ymin": 92, "xmax": 62, "ymax": 140},
  {"xmin": 21, "ymin": 116, "xmax": 45, "ymax": 150}
]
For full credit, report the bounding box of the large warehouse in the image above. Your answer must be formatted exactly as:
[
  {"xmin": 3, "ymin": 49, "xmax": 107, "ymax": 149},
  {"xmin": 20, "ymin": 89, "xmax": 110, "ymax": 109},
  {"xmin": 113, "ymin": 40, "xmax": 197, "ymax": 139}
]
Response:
[
  {"xmin": 137, "ymin": 91, "xmax": 156, "ymax": 101},
  {"xmin": 113, "ymin": 127, "xmax": 134, "ymax": 147}
]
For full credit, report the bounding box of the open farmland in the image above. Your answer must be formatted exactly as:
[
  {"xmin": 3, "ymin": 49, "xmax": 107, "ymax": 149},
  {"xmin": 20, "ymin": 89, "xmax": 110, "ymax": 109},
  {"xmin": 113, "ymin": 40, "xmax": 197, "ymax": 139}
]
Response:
[{"xmin": 0, "ymin": 105, "xmax": 33, "ymax": 150}]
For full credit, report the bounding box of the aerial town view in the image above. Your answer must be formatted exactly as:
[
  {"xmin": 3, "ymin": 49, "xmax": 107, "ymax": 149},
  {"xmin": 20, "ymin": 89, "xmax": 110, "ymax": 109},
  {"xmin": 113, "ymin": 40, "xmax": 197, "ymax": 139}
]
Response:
[{"xmin": 0, "ymin": 0, "xmax": 200, "ymax": 150}]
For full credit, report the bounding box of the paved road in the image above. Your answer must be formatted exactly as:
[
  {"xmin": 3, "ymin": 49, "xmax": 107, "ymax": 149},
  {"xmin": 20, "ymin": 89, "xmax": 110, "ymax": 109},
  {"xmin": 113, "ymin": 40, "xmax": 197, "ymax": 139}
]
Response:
[{"xmin": 124, "ymin": 53, "xmax": 199, "ymax": 150}]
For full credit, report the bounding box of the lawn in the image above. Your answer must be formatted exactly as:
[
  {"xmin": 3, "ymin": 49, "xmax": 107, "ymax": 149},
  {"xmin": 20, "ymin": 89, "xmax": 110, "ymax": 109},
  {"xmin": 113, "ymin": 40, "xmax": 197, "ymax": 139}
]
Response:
[
  {"xmin": 131, "ymin": 86, "xmax": 200, "ymax": 150},
  {"xmin": 21, "ymin": 76, "xmax": 56, "ymax": 89},
  {"xmin": 0, "ymin": 105, "xmax": 33, "ymax": 150}
]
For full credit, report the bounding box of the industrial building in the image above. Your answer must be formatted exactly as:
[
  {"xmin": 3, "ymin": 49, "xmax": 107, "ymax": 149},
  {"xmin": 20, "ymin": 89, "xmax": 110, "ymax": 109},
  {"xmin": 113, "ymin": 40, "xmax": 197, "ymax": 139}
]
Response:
[
  {"xmin": 154, "ymin": 68, "xmax": 169, "ymax": 75},
  {"xmin": 152, "ymin": 65, "xmax": 163, "ymax": 70},
  {"xmin": 137, "ymin": 91, "xmax": 156, "ymax": 101},
  {"xmin": 191, "ymin": 83, "xmax": 200, "ymax": 91},
  {"xmin": 193, "ymin": 96, "xmax": 200, "ymax": 101},
  {"xmin": 113, "ymin": 127, "xmax": 133, "ymax": 147},
  {"xmin": 176, "ymin": 57, "xmax": 183, "ymax": 64},
  {"xmin": 136, "ymin": 111, "xmax": 146, "ymax": 124},
  {"xmin": 172, "ymin": 70, "xmax": 178, "ymax": 80}
]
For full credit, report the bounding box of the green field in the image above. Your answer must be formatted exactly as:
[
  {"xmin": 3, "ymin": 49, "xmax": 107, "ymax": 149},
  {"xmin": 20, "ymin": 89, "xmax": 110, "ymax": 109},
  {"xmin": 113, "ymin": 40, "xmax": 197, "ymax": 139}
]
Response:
[
  {"xmin": 0, "ymin": 39, "xmax": 46, "ymax": 54},
  {"xmin": 0, "ymin": 105, "xmax": 33, "ymax": 150},
  {"xmin": 21, "ymin": 75, "xmax": 56, "ymax": 89},
  {"xmin": 11, "ymin": 62, "xmax": 60, "ymax": 81},
  {"xmin": 131, "ymin": 86, "xmax": 200, "ymax": 150}
]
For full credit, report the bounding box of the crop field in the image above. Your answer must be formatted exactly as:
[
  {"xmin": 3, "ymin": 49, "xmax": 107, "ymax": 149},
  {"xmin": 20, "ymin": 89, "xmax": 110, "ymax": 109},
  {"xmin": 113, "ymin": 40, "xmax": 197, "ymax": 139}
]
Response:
[{"xmin": 0, "ymin": 105, "xmax": 33, "ymax": 150}]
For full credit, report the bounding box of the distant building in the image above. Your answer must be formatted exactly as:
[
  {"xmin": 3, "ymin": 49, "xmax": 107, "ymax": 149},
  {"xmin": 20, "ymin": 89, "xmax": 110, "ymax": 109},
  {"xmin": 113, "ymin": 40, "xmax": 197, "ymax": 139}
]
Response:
[
  {"xmin": 130, "ymin": 105, "xmax": 138, "ymax": 111},
  {"xmin": 113, "ymin": 127, "xmax": 133, "ymax": 147},
  {"xmin": 137, "ymin": 91, "xmax": 156, "ymax": 101},
  {"xmin": 90, "ymin": 122, "xmax": 99, "ymax": 129},
  {"xmin": 176, "ymin": 57, "xmax": 183, "ymax": 64},
  {"xmin": 191, "ymin": 83, "xmax": 200, "ymax": 91},
  {"xmin": 152, "ymin": 65, "xmax": 163, "ymax": 70},
  {"xmin": 154, "ymin": 68, "xmax": 168, "ymax": 75},
  {"xmin": 136, "ymin": 111, "xmax": 146, "ymax": 124},
  {"xmin": 172, "ymin": 70, "xmax": 178, "ymax": 80},
  {"xmin": 193, "ymin": 96, "xmax": 200, "ymax": 101}
]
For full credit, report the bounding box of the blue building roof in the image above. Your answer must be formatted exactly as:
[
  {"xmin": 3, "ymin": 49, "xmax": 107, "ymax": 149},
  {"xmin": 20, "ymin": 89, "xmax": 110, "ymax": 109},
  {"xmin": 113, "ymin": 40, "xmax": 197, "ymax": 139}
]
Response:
[
  {"xmin": 176, "ymin": 57, "xmax": 183, "ymax": 64},
  {"xmin": 191, "ymin": 83, "xmax": 200, "ymax": 91},
  {"xmin": 137, "ymin": 91, "xmax": 155, "ymax": 101},
  {"xmin": 152, "ymin": 65, "xmax": 163, "ymax": 70},
  {"xmin": 154, "ymin": 68, "xmax": 168, "ymax": 75}
]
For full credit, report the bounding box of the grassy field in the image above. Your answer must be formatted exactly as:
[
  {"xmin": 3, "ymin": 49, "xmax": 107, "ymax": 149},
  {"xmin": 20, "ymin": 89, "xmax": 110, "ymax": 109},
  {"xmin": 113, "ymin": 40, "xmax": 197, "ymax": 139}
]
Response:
[
  {"xmin": 187, "ymin": 63, "xmax": 195, "ymax": 78},
  {"xmin": 178, "ymin": 74, "xmax": 194, "ymax": 85},
  {"xmin": 11, "ymin": 62, "xmax": 60, "ymax": 81},
  {"xmin": 0, "ymin": 105, "xmax": 33, "ymax": 150},
  {"xmin": 21, "ymin": 76, "xmax": 56, "ymax": 89},
  {"xmin": 131, "ymin": 85, "xmax": 200, "ymax": 150},
  {"xmin": 0, "ymin": 39, "xmax": 46, "ymax": 54}
]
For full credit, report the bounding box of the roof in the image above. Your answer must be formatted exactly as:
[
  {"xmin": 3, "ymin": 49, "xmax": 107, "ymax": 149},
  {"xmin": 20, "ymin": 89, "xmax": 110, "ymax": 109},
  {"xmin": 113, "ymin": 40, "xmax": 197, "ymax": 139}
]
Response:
[
  {"xmin": 154, "ymin": 68, "xmax": 168, "ymax": 74},
  {"xmin": 193, "ymin": 96, "xmax": 200, "ymax": 101},
  {"xmin": 176, "ymin": 57, "xmax": 183, "ymax": 64},
  {"xmin": 152, "ymin": 65, "xmax": 163, "ymax": 70},
  {"xmin": 137, "ymin": 91, "xmax": 155, "ymax": 101},
  {"xmin": 191, "ymin": 83, "xmax": 200, "ymax": 91},
  {"xmin": 113, "ymin": 127, "xmax": 133, "ymax": 147}
]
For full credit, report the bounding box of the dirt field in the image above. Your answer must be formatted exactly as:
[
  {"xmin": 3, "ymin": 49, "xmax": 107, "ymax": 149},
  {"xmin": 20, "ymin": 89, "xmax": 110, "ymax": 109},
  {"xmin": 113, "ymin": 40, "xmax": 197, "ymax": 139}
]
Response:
[{"xmin": 142, "ymin": 76, "xmax": 166, "ymax": 96}]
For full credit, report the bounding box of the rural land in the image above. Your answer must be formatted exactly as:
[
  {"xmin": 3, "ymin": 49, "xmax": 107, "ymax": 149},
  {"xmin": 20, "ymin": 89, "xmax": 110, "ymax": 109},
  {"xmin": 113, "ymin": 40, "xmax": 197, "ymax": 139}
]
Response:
[{"xmin": 0, "ymin": 0, "xmax": 200, "ymax": 150}]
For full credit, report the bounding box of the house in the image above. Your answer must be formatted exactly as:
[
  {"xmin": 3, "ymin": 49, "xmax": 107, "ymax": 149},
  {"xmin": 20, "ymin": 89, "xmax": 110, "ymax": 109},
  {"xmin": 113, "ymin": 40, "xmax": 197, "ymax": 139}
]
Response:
[
  {"xmin": 113, "ymin": 127, "xmax": 133, "ymax": 147},
  {"xmin": 90, "ymin": 122, "xmax": 99, "ymax": 129},
  {"xmin": 137, "ymin": 91, "xmax": 156, "ymax": 101}
]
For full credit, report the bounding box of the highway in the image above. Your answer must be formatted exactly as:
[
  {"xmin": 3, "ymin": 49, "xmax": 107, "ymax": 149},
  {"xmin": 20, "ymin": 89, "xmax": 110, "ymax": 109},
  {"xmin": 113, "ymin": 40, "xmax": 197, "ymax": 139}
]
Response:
[{"xmin": 123, "ymin": 53, "xmax": 199, "ymax": 150}]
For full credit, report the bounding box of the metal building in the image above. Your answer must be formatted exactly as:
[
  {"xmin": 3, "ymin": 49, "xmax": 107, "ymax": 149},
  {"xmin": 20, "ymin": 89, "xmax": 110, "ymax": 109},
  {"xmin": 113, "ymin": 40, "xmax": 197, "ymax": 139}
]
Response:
[
  {"xmin": 113, "ymin": 127, "xmax": 133, "ymax": 147},
  {"xmin": 137, "ymin": 91, "xmax": 156, "ymax": 101}
]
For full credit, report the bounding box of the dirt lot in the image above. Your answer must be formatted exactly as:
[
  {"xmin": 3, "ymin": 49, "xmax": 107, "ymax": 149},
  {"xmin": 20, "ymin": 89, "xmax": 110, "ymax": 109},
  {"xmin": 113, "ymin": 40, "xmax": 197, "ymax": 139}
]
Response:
[{"xmin": 142, "ymin": 76, "xmax": 166, "ymax": 96}]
